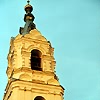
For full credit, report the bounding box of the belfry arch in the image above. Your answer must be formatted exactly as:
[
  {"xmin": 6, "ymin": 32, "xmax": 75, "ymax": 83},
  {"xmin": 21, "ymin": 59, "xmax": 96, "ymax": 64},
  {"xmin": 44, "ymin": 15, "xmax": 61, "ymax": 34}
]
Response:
[
  {"xmin": 34, "ymin": 96, "xmax": 46, "ymax": 100},
  {"xmin": 31, "ymin": 49, "xmax": 42, "ymax": 71}
]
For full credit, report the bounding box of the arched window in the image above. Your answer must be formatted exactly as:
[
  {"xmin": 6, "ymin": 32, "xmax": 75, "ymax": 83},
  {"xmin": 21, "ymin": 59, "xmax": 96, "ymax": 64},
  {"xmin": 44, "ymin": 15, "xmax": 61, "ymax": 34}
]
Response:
[
  {"xmin": 31, "ymin": 49, "xmax": 42, "ymax": 71},
  {"xmin": 34, "ymin": 96, "xmax": 45, "ymax": 100}
]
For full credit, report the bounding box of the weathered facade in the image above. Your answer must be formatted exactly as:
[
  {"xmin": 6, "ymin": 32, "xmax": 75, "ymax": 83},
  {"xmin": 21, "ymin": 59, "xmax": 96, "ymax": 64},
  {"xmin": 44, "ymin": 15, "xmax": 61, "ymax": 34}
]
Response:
[{"xmin": 3, "ymin": 1, "xmax": 64, "ymax": 100}]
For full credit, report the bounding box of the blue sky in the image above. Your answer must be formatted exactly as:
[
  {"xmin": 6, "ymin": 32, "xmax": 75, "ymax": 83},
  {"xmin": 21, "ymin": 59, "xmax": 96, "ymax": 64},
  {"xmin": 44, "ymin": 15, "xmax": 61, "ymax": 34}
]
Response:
[{"xmin": 0, "ymin": 0, "xmax": 100, "ymax": 100}]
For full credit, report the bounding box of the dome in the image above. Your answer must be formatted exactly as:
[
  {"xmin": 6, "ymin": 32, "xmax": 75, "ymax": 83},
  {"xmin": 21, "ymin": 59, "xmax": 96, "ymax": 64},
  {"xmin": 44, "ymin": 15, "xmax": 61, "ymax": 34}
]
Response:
[{"xmin": 24, "ymin": 4, "xmax": 33, "ymax": 13}]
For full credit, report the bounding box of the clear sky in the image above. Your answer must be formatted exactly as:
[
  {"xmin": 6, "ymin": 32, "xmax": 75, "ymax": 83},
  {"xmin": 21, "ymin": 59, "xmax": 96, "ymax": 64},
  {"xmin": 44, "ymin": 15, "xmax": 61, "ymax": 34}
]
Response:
[{"xmin": 0, "ymin": 0, "xmax": 100, "ymax": 100}]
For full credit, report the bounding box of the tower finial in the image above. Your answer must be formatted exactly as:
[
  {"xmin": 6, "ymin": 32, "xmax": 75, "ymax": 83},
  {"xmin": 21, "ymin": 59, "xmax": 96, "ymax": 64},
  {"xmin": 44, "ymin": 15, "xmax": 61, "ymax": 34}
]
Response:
[
  {"xmin": 27, "ymin": 0, "xmax": 30, "ymax": 4},
  {"xmin": 19, "ymin": 0, "xmax": 36, "ymax": 35}
]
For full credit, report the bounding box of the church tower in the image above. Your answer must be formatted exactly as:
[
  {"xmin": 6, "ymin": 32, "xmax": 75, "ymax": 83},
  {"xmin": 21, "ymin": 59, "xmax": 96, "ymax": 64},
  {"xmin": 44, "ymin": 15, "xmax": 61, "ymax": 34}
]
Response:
[{"xmin": 3, "ymin": 1, "xmax": 64, "ymax": 100}]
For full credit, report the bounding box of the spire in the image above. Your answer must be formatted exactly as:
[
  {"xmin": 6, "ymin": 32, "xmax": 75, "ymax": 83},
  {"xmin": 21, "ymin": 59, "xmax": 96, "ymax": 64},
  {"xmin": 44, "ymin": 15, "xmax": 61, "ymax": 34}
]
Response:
[{"xmin": 19, "ymin": 0, "xmax": 36, "ymax": 35}]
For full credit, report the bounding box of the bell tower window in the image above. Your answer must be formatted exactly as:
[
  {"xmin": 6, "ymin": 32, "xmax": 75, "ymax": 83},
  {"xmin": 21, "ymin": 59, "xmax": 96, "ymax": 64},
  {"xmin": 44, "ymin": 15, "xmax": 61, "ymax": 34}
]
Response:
[
  {"xmin": 31, "ymin": 49, "xmax": 42, "ymax": 71},
  {"xmin": 34, "ymin": 96, "xmax": 45, "ymax": 100}
]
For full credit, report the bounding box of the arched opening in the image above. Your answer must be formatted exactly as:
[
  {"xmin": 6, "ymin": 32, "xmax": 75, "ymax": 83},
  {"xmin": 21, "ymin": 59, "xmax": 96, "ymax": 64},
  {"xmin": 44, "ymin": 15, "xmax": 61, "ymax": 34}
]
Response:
[
  {"xmin": 31, "ymin": 49, "xmax": 42, "ymax": 71},
  {"xmin": 34, "ymin": 96, "xmax": 45, "ymax": 100}
]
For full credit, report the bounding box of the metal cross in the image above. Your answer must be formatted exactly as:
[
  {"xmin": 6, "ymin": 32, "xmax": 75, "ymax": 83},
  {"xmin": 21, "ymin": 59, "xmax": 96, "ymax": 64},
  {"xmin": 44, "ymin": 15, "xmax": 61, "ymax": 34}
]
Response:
[{"xmin": 27, "ymin": 0, "xmax": 30, "ymax": 4}]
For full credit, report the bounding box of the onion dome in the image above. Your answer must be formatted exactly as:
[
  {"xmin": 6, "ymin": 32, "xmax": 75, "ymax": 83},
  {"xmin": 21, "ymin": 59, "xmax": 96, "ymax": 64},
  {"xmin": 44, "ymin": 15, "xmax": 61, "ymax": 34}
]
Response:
[
  {"xmin": 25, "ymin": 4, "xmax": 33, "ymax": 13},
  {"xmin": 24, "ymin": 0, "xmax": 35, "ymax": 22}
]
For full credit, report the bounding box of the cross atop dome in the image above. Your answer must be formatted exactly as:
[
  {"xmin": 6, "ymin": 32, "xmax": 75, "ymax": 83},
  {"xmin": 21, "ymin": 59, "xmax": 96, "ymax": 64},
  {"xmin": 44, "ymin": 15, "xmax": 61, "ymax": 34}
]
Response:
[{"xmin": 27, "ymin": 0, "xmax": 30, "ymax": 4}]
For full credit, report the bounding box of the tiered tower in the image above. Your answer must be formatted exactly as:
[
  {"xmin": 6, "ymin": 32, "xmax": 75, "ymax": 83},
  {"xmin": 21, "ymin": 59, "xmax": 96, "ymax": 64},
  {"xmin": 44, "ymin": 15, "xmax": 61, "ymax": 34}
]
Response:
[{"xmin": 3, "ymin": 1, "xmax": 64, "ymax": 100}]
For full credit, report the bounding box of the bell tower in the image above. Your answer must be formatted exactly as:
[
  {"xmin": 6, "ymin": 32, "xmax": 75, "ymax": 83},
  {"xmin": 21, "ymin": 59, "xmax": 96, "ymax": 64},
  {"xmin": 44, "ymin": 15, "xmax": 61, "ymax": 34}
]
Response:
[{"xmin": 3, "ymin": 1, "xmax": 64, "ymax": 100}]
